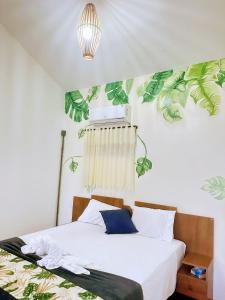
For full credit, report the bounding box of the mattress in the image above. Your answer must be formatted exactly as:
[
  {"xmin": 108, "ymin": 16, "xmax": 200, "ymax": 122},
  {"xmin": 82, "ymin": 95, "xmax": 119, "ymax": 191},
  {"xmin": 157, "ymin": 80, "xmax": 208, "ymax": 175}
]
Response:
[{"xmin": 21, "ymin": 221, "xmax": 186, "ymax": 300}]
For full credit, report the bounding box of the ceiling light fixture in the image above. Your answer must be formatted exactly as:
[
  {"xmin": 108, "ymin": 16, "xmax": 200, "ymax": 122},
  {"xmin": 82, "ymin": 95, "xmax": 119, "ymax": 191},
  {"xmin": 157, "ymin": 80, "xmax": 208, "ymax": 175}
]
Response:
[{"xmin": 77, "ymin": 3, "xmax": 101, "ymax": 60}]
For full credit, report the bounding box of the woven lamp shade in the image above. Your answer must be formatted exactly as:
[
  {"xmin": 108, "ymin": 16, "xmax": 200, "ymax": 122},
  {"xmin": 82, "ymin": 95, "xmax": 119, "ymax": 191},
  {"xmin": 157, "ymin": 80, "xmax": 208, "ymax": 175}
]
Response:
[{"xmin": 77, "ymin": 3, "xmax": 101, "ymax": 60}]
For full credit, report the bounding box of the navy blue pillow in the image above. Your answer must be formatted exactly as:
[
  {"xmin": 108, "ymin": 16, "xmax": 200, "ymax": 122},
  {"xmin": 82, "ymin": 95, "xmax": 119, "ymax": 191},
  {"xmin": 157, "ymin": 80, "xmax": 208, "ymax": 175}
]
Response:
[{"xmin": 100, "ymin": 209, "xmax": 138, "ymax": 234}]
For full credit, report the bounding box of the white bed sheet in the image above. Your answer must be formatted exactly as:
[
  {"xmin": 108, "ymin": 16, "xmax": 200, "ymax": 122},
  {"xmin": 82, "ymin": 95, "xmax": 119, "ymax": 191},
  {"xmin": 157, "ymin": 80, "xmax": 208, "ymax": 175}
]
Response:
[{"xmin": 21, "ymin": 221, "xmax": 185, "ymax": 300}]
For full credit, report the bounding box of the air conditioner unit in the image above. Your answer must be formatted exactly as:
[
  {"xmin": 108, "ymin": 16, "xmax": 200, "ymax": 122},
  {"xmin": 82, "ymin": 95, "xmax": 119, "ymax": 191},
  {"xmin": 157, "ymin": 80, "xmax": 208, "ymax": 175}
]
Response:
[{"xmin": 89, "ymin": 105, "xmax": 131, "ymax": 125}]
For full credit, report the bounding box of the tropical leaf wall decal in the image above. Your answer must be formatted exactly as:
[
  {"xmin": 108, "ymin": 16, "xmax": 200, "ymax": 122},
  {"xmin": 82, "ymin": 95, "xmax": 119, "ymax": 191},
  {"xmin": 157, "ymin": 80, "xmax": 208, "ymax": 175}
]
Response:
[
  {"xmin": 69, "ymin": 160, "xmax": 78, "ymax": 173},
  {"xmin": 136, "ymin": 80, "xmax": 149, "ymax": 97},
  {"xmin": 78, "ymin": 128, "xmax": 86, "ymax": 139},
  {"xmin": 65, "ymin": 91, "xmax": 89, "ymax": 122},
  {"xmin": 157, "ymin": 71, "xmax": 188, "ymax": 123},
  {"xmin": 216, "ymin": 58, "xmax": 225, "ymax": 87},
  {"xmin": 136, "ymin": 135, "xmax": 152, "ymax": 177},
  {"xmin": 86, "ymin": 86, "xmax": 101, "ymax": 102},
  {"xmin": 201, "ymin": 176, "xmax": 225, "ymax": 200},
  {"xmin": 64, "ymin": 155, "xmax": 82, "ymax": 174},
  {"xmin": 136, "ymin": 157, "xmax": 152, "ymax": 177},
  {"xmin": 141, "ymin": 70, "xmax": 173, "ymax": 103},
  {"xmin": 105, "ymin": 81, "xmax": 129, "ymax": 105},
  {"xmin": 65, "ymin": 58, "xmax": 225, "ymax": 124},
  {"xmin": 185, "ymin": 61, "xmax": 220, "ymax": 116},
  {"xmin": 125, "ymin": 78, "xmax": 134, "ymax": 95},
  {"xmin": 64, "ymin": 57, "xmax": 225, "ymax": 182},
  {"xmin": 65, "ymin": 86, "xmax": 100, "ymax": 123}
]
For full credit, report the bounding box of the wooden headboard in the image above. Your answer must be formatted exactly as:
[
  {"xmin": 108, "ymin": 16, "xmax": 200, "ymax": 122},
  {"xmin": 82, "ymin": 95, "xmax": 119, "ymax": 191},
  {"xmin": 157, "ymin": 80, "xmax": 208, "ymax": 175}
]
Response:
[
  {"xmin": 135, "ymin": 201, "xmax": 214, "ymax": 257},
  {"xmin": 72, "ymin": 195, "xmax": 124, "ymax": 222},
  {"xmin": 72, "ymin": 196, "xmax": 213, "ymax": 258}
]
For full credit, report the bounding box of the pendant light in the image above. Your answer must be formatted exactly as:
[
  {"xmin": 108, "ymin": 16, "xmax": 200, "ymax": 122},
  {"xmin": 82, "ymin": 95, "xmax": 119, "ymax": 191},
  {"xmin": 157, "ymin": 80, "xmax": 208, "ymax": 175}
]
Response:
[{"xmin": 77, "ymin": 3, "xmax": 101, "ymax": 60}]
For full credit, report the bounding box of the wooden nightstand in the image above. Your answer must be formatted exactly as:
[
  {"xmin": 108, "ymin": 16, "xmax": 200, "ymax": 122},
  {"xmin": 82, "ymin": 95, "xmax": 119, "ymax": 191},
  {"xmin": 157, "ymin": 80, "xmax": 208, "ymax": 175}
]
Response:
[{"xmin": 176, "ymin": 252, "xmax": 213, "ymax": 300}]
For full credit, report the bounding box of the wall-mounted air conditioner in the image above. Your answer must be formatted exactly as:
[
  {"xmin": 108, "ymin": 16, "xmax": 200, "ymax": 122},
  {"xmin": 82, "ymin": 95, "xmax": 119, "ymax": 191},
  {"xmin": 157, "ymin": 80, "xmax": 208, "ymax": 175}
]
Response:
[{"xmin": 89, "ymin": 105, "xmax": 131, "ymax": 125}]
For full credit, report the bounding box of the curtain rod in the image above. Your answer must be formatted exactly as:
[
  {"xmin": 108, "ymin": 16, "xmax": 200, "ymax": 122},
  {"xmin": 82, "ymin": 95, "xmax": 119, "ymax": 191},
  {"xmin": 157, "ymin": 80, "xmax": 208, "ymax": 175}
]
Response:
[{"xmin": 85, "ymin": 125, "xmax": 138, "ymax": 131}]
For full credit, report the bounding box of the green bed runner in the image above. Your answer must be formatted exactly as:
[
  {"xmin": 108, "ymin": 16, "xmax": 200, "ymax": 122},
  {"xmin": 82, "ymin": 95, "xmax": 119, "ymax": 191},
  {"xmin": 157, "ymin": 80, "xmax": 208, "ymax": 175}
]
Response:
[{"xmin": 0, "ymin": 248, "xmax": 102, "ymax": 300}]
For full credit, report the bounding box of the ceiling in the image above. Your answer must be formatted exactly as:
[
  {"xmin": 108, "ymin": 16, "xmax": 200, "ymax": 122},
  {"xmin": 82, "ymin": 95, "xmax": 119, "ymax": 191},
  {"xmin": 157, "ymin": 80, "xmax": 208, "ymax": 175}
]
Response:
[{"xmin": 0, "ymin": 0, "xmax": 225, "ymax": 90}]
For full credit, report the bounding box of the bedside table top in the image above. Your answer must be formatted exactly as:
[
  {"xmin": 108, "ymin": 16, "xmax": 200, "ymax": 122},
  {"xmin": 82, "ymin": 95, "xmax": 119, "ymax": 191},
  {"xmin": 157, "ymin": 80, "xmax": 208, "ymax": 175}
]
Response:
[{"xmin": 183, "ymin": 252, "xmax": 212, "ymax": 268}]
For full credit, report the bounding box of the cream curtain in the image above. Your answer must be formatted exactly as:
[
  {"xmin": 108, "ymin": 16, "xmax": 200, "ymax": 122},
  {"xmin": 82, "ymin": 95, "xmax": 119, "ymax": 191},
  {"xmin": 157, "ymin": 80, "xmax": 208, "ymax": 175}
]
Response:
[{"xmin": 84, "ymin": 126, "xmax": 136, "ymax": 191}]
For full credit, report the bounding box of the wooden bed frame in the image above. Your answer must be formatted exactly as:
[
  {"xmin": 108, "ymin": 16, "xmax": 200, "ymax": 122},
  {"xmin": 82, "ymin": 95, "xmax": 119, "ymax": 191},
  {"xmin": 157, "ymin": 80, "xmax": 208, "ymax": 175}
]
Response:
[{"xmin": 72, "ymin": 195, "xmax": 214, "ymax": 299}]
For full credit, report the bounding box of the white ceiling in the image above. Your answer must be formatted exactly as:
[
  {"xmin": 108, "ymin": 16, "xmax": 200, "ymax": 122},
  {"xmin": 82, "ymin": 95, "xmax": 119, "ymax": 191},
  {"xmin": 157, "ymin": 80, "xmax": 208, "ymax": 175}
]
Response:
[{"xmin": 0, "ymin": 0, "xmax": 225, "ymax": 90}]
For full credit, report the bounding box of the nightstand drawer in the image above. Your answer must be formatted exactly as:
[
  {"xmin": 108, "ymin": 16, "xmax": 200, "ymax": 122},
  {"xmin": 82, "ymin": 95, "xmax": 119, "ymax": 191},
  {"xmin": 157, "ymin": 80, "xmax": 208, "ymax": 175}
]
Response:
[{"xmin": 177, "ymin": 273, "xmax": 207, "ymax": 299}]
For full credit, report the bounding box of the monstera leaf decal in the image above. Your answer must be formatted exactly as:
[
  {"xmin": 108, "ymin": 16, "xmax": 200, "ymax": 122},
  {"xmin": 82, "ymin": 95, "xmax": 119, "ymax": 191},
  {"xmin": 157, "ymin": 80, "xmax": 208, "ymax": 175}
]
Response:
[
  {"xmin": 78, "ymin": 128, "xmax": 86, "ymax": 139},
  {"xmin": 185, "ymin": 61, "xmax": 220, "ymax": 115},
  {"xmin": 69, "ymin": 160, "xmax": 78, "ymax": 173},
  {"xmin": 136, "ymin": 157, "xmax": 152, "ymax": 177},
  {"xmin": 136, "ymin": 80, "xmax": 149, "ymax": 97},
  {"xmin": 136, "ymin": 135, "xmax": 152, "ymax": 177},
  {"xmin": 125, "ymin": 78, "xmax": 134, "ymax": 94},
  {"xmin": 105, "ymin": 81, "xmax": 128, "ymax": 105},
  {"xmin": 65, "ymin": 91, "xmax": 89, "ymax": 122},
  {"xmin": 157, "ymin": 71, "xmax": 188, "ymax": 123},
  {"xmin": 140, "ymin": 70, "xmax": 173, "ymax": 103},
  {"xmin": 86, "ymin": 86, "xmax": 100, "ymax": 102},
  {"xmin": 202, "ymin": 176, "xmax": 225, "ymax": 200},
  {"xmin": 216, "ymin": 58, "xmax": 225, "ymax": 87},
  {"xmin": 64, "ymin": 155, "xmax": 82, "ymax": 174}
]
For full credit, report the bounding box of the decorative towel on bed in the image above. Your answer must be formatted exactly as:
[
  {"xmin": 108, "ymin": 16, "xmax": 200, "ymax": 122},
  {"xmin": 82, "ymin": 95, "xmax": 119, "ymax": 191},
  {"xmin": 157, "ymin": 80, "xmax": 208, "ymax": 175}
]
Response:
[
  {"xmin": 0, "ymin": 238, "xmax": 143, "ymax": 300},
  {"xmin": 21, "ymin": 236, "xmax": 97, "ymax": 275}
]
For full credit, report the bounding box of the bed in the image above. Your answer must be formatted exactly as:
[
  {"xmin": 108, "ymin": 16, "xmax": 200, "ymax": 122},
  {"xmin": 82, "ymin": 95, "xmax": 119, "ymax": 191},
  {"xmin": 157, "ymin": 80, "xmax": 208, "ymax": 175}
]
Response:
[{"xmin": 0, "ymin": 195, "xmax": 213, "ymax": 300}]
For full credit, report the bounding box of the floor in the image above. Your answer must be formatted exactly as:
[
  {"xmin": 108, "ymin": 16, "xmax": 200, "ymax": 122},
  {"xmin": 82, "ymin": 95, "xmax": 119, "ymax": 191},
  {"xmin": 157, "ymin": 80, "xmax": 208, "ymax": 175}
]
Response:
[{"xmin": 169, "ymin": 293, "xmax": 195, "ymax": 299}]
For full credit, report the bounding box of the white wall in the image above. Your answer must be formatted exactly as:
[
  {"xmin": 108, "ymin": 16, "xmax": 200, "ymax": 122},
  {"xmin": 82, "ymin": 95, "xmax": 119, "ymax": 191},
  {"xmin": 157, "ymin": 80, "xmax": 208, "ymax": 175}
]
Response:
[
  {"xmin": 60, "ymin": 67, "xmax": 225, "ymax": 300},
  {"xmin": 0, "ymin": 24, "xmax": 65, "ymax": 239}
]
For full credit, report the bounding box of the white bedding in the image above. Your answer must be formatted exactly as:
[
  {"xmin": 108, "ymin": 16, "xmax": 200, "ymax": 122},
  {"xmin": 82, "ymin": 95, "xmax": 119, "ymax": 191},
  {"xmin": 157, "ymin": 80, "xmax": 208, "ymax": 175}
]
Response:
[{"xmin": 21, "ymin": 221, "xmax": 185, "ymax": 300}]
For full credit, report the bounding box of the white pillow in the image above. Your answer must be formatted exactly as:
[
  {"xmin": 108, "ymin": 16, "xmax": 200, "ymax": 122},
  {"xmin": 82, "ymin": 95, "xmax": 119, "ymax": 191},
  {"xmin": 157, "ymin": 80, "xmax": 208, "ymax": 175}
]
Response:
[
  {"xmin": 78, "ymin": 199, "xmax": 118, "ymax": 227},
  {"xmin": 131, "ymin": 206, "xmax": 176, "ymax": 241}
]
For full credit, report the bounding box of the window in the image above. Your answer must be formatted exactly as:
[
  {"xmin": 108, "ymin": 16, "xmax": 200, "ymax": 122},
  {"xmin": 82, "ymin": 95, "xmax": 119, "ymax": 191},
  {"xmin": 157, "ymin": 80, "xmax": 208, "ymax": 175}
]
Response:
[{"xmin": 84, "ymin": 126, "xmax": 136, "ymax": 191}]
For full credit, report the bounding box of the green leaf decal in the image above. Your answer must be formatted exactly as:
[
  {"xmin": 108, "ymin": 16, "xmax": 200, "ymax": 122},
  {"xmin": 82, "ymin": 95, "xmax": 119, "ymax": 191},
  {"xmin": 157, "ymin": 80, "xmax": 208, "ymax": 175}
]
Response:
[
  {"xmin": 136, "ymin": 80, "xmax": 149, "ymax": 97},
  {"xmin": 65, "ymin": 91, "xmax": 89, "ymax": 122},
  {"xmin": 143, "ymin": 80, "xmax": 164, "ymax": 103},
  {"xmin": 78, "ymin": 128, "xmax": 86, "ymax": 139},
  {"xmin": 105, "ymin": 81, "xmax": 128, "ymax": 105},
  {"xmin": 136, "ymin": 157, "xmax": 152, "ymax": 177},
  {"xmin": 185, "ymin": 61, "xmax": 221, "ymax": 115},
  {"xmin": 86, "ymin": 86, "xmax": 100, "ymax": 102},
  {"xmin": 33, "ymin": 293, "xmax": 55, "ymax": 300},
  {"xmin": 59, "ymin": 279, "xmax": 76, "ymax": 289},
  {"xmin": 216, "ymin": 58, "xmax": 225, "ymax": 87},
  {"xmin": 136, "ymin": 135, "xmax": 152, "ymax": 178},
  {"xmin": 185, "ymin": 60, "xmax": 219, "ymax": 81},
  {"xmin": 78, "ymin": 291, "xmax": 97, "ymax": 300},
  {"xmin": 125, "ymin": 78, "xmax": 134, "ymax": 94},
  {"xmin": 157, "ymin": 71, "xmax": 188, "ymax": 123},
  {"xmin": 190, "ymin": 81, "xmax": 220, "ymax": 115},
  {"xmin": 152, "ymin": 70, "xmax": 174, "ymax": 81},
  {"xmin": 216, "ymin": 71, "xmax": 225, "ymax": 87},
  {"xmin": 201, "ymin": 176, "xmax": 225, "ymax": 200},
  {"xmin": 141, "ymin": 70, "xmax": 173, "ymax": 103},
  {"xmin": 69, "ymin": 160, "xmax": 78, "ymax": 173},
  {"xmin": 23, "ymin": 283, "xmax": 38, "ymax": 297}
]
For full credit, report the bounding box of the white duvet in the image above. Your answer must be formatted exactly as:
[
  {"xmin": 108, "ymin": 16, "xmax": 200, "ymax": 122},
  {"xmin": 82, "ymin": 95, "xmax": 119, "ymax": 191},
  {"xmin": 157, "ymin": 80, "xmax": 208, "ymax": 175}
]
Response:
[{"xmin": 21, "ymin": 221, "xmax": 185, "ymax": 300}]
